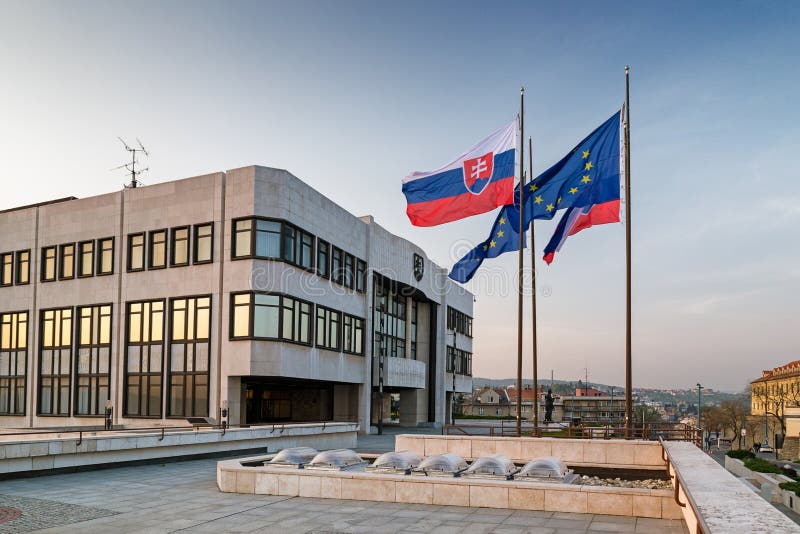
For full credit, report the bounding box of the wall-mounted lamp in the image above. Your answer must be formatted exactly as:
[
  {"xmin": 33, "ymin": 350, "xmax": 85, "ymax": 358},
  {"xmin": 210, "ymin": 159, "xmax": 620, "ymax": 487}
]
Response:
[{"xmin": 221, "ymin": 400, "xmax": 229, "ymax": 435}]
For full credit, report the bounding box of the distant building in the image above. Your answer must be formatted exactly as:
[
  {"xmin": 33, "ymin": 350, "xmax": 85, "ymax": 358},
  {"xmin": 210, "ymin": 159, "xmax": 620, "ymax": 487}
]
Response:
[
  {"xmin": 460, "ymin": 386, "xmax": 510, "ymax": 417},
  {"xmin": 750, "ymin": 360, "xmax": 800, "ymax": 416}
]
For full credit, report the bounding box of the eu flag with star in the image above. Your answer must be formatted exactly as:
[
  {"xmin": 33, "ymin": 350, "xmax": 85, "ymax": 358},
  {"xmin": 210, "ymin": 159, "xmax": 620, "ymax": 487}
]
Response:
[{"xmin": 449, "ymin": 110, "xmax": 621, "ymax": 283}]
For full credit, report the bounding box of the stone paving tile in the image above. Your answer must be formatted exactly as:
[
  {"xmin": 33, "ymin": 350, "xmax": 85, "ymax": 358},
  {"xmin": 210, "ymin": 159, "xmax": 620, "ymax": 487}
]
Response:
[{"xmin": 0, "ymin": 494, "xmax": 118, "ymax": 533}]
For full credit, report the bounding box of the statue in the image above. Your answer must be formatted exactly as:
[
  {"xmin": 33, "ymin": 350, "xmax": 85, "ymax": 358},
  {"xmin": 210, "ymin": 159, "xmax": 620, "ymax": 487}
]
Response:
[{"xmin": 544, "ymin": 389, "xmax": 554, "ymax": 423}]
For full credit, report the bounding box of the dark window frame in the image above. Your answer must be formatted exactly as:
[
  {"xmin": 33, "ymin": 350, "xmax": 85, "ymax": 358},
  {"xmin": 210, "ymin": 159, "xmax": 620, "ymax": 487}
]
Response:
[
  {"xmin": 342, "ymin": 313, "xmax": 365, "ymax": 356},
  {"xmin": 0, "ymin": 311, "xmax": 28, "ymax": 415},
  {"xmin": 0, "ymin": 252, "xmax": 13, "ymax": 287},
  {"xmin": 124, "ymin": 299, "xmax": 166, "ymax": 418},
  {"xmin": 127, "ymin": 233, "xmax": 145, "ymax": 272},
  {"xmin": 148, "ymin": 229, "xmax": 168, "ymax": 270},
  {"xmin": 73, "ymin": 304, "xmax": 113, "ymax": 416},
  {"xmin": 77, "ymin": 241, "xmax": 94, "ymax": 278},
  {"xmin": 331, "ymin": 246, "xmax": 343, "ymax": 285},
  {"xmin": 356, "ymin": 259, "xmax": 367, "ymax": 293},
  {"xmin": 229, "ymin": 291, "xmax": 313, "ymax": 347},
  {"xmin": 230, "ymin": 216, "xmax": 316, "ymax": 273},
  {"xmin": 14, "ymin": 250, "xmax": 30, "ymax": 285},
  {"xmin": 41, "ymin": 246, "xmax": 57, "ymax": 282},
  {"xmin": 316, "ymin": 239, "xmax": 330, "ymax": 279},
  {"xmin": 96, "ymin": 237, "xmax": 115, "ymax": 276},
  {"xmin": 58, "ymin": 243, "xmax": 75, "ymax": 280},
  {"xmin": 37, "ymin": 306, "xmax": 73, "ymax": 417},
  {"xmin": 315, "ymin": 305, "xmax": 341, "ymax": 352},
  {"xmin": 192, "ymin": 222, "xmax": 214, "ymax": 265},
  {"xmin": 170, "ymin": 226, "xmax": 191, "ymax": 267},
  {"xmin": 166, "ymin": 295, "xmax": 211, "ymax": 418}
]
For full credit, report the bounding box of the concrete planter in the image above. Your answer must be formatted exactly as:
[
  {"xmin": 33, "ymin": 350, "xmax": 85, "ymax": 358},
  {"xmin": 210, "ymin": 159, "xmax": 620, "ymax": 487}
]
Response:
[{"xmin": 724, "ymin": 456, "xmax": 794, "ymax": 504}]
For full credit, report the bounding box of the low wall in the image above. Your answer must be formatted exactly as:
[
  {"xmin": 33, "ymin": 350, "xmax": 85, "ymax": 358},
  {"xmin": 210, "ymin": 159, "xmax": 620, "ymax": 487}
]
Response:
[
  {"xmin": 0, "ymin": 422, "xmax": 358, "ymax": 476},
  {"xmin": 664, "ymin": 441, "xmax": 799, "ymax": 533},
  {"xmin": 724, "ymin": 455, "xmax": 794, "ymax": 503},
  {"xmin": 217, "ymin": 455, "xmax": 680, "ymax": 518},
  {"xmin": 395, "ymin": 434, "xmax": 664, "ymax": 468}
]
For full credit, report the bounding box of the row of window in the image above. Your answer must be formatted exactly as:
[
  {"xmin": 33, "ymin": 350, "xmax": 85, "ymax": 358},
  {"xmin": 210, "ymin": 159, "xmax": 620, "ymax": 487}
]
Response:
[
  {"xmin": 230, "ymin": 292, "xmax": 365, "ymax": 355},
  {"xmin": 0, "ymin": 250, "xmax": 30, "ymax": 286},
  {"xmin": 447, "ymin": 306, "xmax": 473, "ymax": 338},
  {"xmin": 232, "ymin": 217, "xmax": 367, "ymax": 292},
  {"xmin": 40, "ymin": 238, "xmax": 115, "ymax": 282},
  {"xmin": 373, "ymin": 280, "xmax": 409, "ymax": 359},
  {"xmin": 1, "ymin": 223, "xmax": 214, "ymax": 289},
  {"xmin": 446, "ymin": 346, "xmax": 473, "ymax": 376},
  {"xmin": 127, "ymin": 223, "xmax": 213, "ymax": 272}
]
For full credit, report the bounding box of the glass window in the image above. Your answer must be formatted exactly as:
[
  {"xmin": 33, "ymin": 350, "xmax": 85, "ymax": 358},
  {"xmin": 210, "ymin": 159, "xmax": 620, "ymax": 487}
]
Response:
[
  {"xmin": 149, "ymin": 230, "xmax": 167, "ymax": 269},
  {"xmin": 316, "ymin": 306, "xmax": 341, "ymax": 351},
  {"xmin": 125, "ymin": 300, "xmax": 164, "ymax": 417},
  {"xmin": 231, "ymin": 293, "xmax": 251, "ymax": 338},
  {"xmin": 343, "ymin": 314, "xmax": 365, "ymax": 355},
  {"xmin": 170, "ymin": 227, "xmax": 190, "ymax": 266},
  {"xmin": 128, "ymin": 233, "xmax": 145, "ymax": 271},
  {"xmin": 256, "ymin": 220, "xmax": 282, "ymax": 258},
  {"xmin": 299, "ymin": 231, "xmax": 313, "ymax": 270},
  {"xmin": 233, "ymin": 219, "xmax": 252, "ymax": 258},
  {"xmin": 59, "ymin": 244, "xmax": 74, "ymax": 279},
  {"xmin": 38, "ymin": 308, "xmax": 72, "ymax": 416},
  {"xmin": 230, "ymin": 292, "xmax": 311, "ymax": 344},
  {"xmin": 254, "ymin": 294, "xmax": 280, "ymax": 338},
  {"xmin": 77, "ymin": 241, "xmax": 93, "ymax": 277},
  {"xmin": 15, "ymin": 250, "xmax": 30, "ymax": 284},
  {"xmin": 41, "ymin": 247, "xmax": 57, "ymax": 282},
  {"xmin": 97, "ymin": 238, "xmax": 114, "ymax": 275},
  {"xmin": 331, "ymin": 247, "xmax": 343, "ymax": 285},
  {"xmin": 356, "ymin": 260, "xmax": 366, "ymax": 292},
  {"xmin": 282, "ymin": 225, "xmax": 296, "ymax": 264},
  {"xmin": 0, "ymin": 253, "xmax": 12, "ymax": 286},
  {"xmin": 0, "ymin": 312, "xmax": 27, "ymax": 415},
  {"xmin": 167, "ymin": 296, "xmax": 211, "ymax": 417},
  {"xmin": 193, "ymin": 223, "xmax": 213, "ymax": 264},
  {"xmin": 316, "ymin": 240, "xmax": 329, "ymax": 278},
  {"xmin": 343, "ymin": 254, "xmax": 354, "ymax": 289},
  {"xmin": 74, "ymin": 305, "xmax": 112, "ymax": 415}
]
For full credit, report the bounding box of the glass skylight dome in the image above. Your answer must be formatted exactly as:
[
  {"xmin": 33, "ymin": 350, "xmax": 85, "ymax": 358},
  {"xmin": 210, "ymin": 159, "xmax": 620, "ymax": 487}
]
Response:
[
  {"xmin": 416, "ymin": 453, "xmax": 468, "ymax": 474},
  {"xmin": 306, "ymin": 449, "xmax": 367, "ymax": 470},
  {"xmin": 371, "ymin": 450, "xmax": 421, "ymax": 470},
  {"xmin": 518, "ymin": 456, "xmax": 571, "ymax": 478},
  {"xmin": 463, "ymin": 454, "xmax": 518, "ymax": 477},
  {"xmin": 267, "ymin": 447, "xmax": 319, "ymax": 466}
]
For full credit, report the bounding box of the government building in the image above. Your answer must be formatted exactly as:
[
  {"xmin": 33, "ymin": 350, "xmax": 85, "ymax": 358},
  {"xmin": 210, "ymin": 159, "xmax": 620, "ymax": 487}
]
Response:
[{"xmin": 0, "ymin": 166, "xmax": 474, "ymax": 432}]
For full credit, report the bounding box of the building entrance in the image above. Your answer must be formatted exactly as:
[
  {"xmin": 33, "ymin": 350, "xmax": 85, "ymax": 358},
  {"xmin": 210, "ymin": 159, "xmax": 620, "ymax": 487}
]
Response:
[{"xmin": 243, "ymin": 380, "xmax": 333, "ymax": 424}]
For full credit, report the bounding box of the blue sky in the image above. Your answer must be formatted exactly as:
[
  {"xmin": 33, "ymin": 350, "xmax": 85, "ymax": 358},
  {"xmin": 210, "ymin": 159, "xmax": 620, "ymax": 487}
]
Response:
[{"xmin": 1, "ymin": 1, "xmax": 797, "ymax": 391}]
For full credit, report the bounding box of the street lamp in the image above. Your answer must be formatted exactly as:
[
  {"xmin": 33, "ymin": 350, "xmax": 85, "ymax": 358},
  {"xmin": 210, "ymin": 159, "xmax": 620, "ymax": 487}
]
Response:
[
  {"xmin": 696, "ymin": 383, "xmax": 703, "ymax": 449},
  {"xmin": 449, "ymin": 329, "xmax": 457, "ymax": 425}
]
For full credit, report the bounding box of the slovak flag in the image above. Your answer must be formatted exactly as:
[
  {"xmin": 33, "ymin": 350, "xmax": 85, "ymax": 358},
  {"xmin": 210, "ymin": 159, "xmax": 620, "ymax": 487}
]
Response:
[{"xmin": 402, "ymin": 120, "xmax": 516, "ymax": 226}]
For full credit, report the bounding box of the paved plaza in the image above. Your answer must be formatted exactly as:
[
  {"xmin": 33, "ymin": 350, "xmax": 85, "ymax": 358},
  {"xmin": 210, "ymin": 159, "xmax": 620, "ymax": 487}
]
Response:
[{"xmin": 0, "ymin": 455, "xmax": 688, "ymax": 533}]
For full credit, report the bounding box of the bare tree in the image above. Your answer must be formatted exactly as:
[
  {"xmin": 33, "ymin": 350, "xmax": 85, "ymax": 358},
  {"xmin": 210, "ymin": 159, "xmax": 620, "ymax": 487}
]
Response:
[
  {"xmin": 718, "ymin": 399, "xmax": 749, "ymax": 448},
  {"xmin": 750, "ymin": 382, "xmax": 788, "ymax": 436}
]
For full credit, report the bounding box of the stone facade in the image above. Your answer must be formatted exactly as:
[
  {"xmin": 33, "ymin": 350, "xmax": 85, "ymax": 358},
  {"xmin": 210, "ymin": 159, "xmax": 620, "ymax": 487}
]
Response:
[{"xmin": 0, "ymin": 165, "xmax": 474, "ymax": 432}]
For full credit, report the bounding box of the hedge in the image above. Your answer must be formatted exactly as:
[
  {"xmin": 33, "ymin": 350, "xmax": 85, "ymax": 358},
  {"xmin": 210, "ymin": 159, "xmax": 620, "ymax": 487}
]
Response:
[
  {"xmin": 743, "ymin": 457, "xmax": 783, "ymax": 474},
  {"xmin": 726, "ymin": 449, "xmax": 755, "ymax": 460}
]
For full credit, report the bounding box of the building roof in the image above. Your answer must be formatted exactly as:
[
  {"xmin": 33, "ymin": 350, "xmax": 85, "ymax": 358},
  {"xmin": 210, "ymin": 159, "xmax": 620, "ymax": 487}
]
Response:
[
  {"xmin": 0, "ymin": 196, "xmax": 77, "ymax": 214},
  {"xmin": 751, "ymin": 360, "xmax": 800, "ymax": 383}
]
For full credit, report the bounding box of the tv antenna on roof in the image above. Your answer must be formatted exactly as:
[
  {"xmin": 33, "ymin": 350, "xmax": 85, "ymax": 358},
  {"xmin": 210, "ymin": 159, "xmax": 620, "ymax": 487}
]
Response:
[{"xmin": 113, "ymin": 137, "xmax": 149, "ymax": 188}]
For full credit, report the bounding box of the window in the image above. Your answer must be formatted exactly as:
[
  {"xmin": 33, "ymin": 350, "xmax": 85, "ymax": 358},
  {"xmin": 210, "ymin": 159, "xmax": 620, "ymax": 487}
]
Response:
[
  {"xmin": 230, "ymin": 292, "xmax": 311, "ymax": 344},
  {"xmin": 299, "ymin": 231, "xmax": 313, "ymax": 270},
  {"xmin": 127, "ymin": 233, "xmax": 145, "ymax": 272},
  {"xmin": 356, "ymin": 260, "xmax": 366, "ymax": 292},
  {"xmin": 168, "ymin": 296, "xmax": 210, "ymax": 417},
  {"xmin": 343, "ymin": 314, "xmax": 364, "ymax": 355},
  {"xmin": 170, "ymin": 227, "xmax": 190, "ymax": 267},
  {"xmin": 59, "ymin": 244, "xmax": 75, "ymax": 279},
  {"xmin": 125, "ymin": 300, "xmax": 164, "ymax": 417},
  {"xmin": 0, "ymin": 253, "xmax": 12, "ymax": 286},
  {"xmin": 38, "ymin": 308, "xmax": 72, "ymax": 416},
  {"xmin": 148, "ymin": 230, "xmax": 167, "ymax": 269},
  {"xmin": 233, "ymin": 219, "xmax": 252, "ymax": 257},
  {"xmin": 447, "ymin": 346, "xmax": 472, "ymax": 376},
  {"xmin": 331, "ymin": 247, "xmax": 343, "ymax": 285},
  {"xmin": 15, "ymin": 250, "xmax": 30, "ymax": 284},
  {"xmin": 282, "ymin": 224, "xmax": 296, "ymax": 264},
  {"xmin": 97, "ymin": 238, "xmax": 114, "ymax": 275},
  {"xmin": 41, "ymin": 247, "xmax": 57, "ymax": 282},
  {"xmin": 373, "ymin": 280, "xmax": 406, "ymax": 358},
  {"xmin": 193, "ymin": 223, "xmax": 213, "ymax": 264},
  {"xmin": 77, "ymin": 241, "xmax": 94, "ymax": 277},
  {"xmin": 316, "ymin": 240, "xmax": 329, "ymax": 278},
  {"xmin": 316, "ymin": 306, "xmax": 341, "ymax": 351},
  {"xmin": 0, "ymin": 312, "xmax": 27, "ymax": 415},
  {"xmin": 447, "ymin": 307, "xmax": 473, "ymax": 338},
  {"xmin": 75, "ymin": 305, "xmax": 112, "ymax": 415},
  {"xmin": 410, "ymin": 301, "xmax": 418, "ymax": 360},
  {"xmin": 344, "ymin": 253, "xmax": 354, "ymax": 289}
]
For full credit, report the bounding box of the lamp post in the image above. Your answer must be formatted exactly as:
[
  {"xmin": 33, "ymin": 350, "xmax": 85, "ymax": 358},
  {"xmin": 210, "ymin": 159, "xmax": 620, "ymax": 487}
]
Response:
[
  {"xmin": 104, "ymin": 400, "xmax": 113, "ymax": 431},
  {"xmin": 696, "ymin": 383, "xmax": 703, "ymax": 449},
  {"xmin": 221, "ymin": 400, "xmax": 229, "ymax": 436}
]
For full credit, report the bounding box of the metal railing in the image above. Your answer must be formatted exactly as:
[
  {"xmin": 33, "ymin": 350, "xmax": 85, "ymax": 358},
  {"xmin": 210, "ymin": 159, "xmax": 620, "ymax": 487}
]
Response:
[{"xmin": 443, "ymin": 421, "xmax": 702, "ymax": 446}]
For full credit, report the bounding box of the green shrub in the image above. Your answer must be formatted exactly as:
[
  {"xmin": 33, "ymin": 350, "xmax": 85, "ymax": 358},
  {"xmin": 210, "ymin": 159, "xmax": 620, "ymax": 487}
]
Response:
[
  {"xmin": 726, "ymin": 449, "xmax": 755, "ymax": 460},
  {"xmin": 780, "ymin": 481, "xmax": 800, "ymax": 496},
  {"xmin": 743, "ymin": 457, "xmax": 783, "ymax": 474}
]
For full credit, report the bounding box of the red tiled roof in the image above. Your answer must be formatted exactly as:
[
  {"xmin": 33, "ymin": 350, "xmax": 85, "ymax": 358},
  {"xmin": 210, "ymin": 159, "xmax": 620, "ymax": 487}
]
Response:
[{"xmin": 751, "ymin": 360, "xmax": 800, "ymax": 383}]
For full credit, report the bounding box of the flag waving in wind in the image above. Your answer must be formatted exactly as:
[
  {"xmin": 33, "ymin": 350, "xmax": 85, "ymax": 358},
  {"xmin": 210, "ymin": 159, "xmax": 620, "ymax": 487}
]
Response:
[
  {"xmin": 449, "ymin": 110, "xmax": 622, "ymax": 283},
  {"xmin": 402, "ymin": 120, "xmax": 516, "ymax": 226}
]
